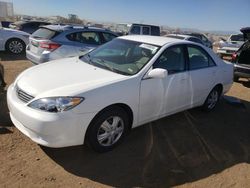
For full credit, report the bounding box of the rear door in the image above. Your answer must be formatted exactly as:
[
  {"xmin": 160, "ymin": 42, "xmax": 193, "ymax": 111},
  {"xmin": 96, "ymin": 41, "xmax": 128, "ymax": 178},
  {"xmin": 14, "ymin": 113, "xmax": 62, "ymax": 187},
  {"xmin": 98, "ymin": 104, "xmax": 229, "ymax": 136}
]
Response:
[
  {"xmin": 64, "ymin": 31, "xmax": 101, "ymax": 56},
  {"xmin": 187, "ymin": 44, "xmax": 217, "ymax": 105}
]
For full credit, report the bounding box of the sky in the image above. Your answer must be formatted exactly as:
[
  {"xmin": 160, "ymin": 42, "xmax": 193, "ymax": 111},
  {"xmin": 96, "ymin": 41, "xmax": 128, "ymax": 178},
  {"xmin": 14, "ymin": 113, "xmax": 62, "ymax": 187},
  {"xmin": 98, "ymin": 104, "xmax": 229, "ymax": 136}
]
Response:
[{"xmin": 10, "ymin": 0, "xmax": 250, "ymax": 32}]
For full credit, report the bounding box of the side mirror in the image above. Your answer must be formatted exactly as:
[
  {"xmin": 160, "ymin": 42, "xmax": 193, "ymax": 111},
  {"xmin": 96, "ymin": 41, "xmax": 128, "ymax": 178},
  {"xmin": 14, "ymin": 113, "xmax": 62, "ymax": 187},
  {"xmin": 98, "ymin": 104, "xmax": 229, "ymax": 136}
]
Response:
[{"xmin": 146, "ymin": 68, "xmax": 168, "ymax": 79}]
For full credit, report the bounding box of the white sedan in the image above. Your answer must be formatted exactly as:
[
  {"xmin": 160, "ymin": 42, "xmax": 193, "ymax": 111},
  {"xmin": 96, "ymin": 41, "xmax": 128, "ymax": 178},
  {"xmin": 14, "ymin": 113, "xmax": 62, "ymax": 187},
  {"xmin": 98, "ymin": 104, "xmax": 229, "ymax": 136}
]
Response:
[
  {"xmin": 0, "ymin": 23, "xmax": 29, "ymax": 54},
  {"xmin": 7, "ymin": 35, "xmax": 233, "ymax": 152}
]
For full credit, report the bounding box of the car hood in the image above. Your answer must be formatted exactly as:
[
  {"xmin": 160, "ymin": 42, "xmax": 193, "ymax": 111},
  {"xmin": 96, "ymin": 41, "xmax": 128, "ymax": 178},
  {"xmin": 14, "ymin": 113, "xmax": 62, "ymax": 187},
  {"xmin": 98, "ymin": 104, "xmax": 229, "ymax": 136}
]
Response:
[
  {"xmin": 2, "ymin": 27, "xmax": 30, "ymax": 36},
  {"xmin": 16, "ymin": 57, "xmax": 128, "ymax": 97},
  {"xmin": 240, "ymin": 27, "xmax": 250, "ymax": 40}
]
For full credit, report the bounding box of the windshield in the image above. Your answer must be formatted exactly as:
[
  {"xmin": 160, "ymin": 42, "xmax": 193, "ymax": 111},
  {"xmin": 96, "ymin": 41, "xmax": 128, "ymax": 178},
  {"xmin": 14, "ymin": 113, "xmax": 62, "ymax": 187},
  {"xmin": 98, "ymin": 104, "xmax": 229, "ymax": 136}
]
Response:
[{"xmin": 80, "ymin": 39, "xmax": 159, "ymax": 75}]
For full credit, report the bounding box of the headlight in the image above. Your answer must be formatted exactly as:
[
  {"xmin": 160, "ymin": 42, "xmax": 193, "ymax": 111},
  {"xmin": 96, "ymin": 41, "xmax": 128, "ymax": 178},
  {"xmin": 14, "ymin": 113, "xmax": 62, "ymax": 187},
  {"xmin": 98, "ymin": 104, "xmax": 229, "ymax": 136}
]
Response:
[{"xmin": 28, "ymin": 97, "xmax": 84, "ymax": 113}]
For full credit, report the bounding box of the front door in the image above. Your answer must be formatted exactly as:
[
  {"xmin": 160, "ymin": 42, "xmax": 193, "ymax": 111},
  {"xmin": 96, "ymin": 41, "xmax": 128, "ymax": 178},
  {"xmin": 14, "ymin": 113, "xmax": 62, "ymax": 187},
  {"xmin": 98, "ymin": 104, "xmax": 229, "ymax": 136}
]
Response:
[{"xmin": 139, "ymin": 45, "xmax": 192, "ymax": 124}]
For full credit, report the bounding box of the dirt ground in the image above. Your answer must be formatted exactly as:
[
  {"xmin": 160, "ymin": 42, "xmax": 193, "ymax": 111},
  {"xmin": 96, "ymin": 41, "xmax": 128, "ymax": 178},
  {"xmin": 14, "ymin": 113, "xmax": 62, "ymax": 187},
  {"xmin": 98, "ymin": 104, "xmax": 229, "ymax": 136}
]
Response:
[{"xmin": 0, "ymin": 52, "xmax": 250, "ymax": 188}]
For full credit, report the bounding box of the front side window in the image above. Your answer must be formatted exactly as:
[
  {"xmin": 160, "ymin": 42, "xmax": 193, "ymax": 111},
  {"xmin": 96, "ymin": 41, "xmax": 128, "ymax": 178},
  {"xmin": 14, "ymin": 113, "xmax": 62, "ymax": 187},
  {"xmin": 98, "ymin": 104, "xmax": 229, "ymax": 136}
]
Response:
[
  {"xmin": 188, "ymin": 37, "xmax": 203, "ymax": 45},
  {"xmin": 188, "ymin": 45, "xmax": 215, "ymax": 70},
  {"xmin": 153, "ymin": 45, "xmax": 185, "ymax": 74},
  {"xmin": 67, "ymin": 32, "xmax": 100, "ymax": 45},
  {"xmin": 102, "ymin": 32, "xmax": 117, "ymax": 43},
  {"xmin": 81, "ymin": 39, "xmax": 159, "ymax": 75},
  {"xmin": 201, "ymin": 35, "xmax": 208, "ymax": 42}
]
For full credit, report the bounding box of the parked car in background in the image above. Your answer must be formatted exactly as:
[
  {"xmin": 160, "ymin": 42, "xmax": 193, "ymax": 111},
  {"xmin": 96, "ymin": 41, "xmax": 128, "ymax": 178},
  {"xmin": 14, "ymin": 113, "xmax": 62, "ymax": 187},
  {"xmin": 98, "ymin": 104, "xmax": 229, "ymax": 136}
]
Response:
[
  {"xmin": 0, "ymin": 21, "xmax": 13, "ymax": 28},
  {"xmin": 114, "ymin": 23, "xmax": 160, "ymax": 36},
  {"xmin": 231, "ymin": 28, "xmax": 250, "ymax": 81},
  {"xmin": 8, "ymin": 35, "xmax": 233, "ymax": 152},
  {"xmin": 186, "ymin": 32, "xmax": 213, "ymax": 48},
  {"xmin": 9, "ymin": 21, "xmax": 51, "ymax": 34},
  {"xmin": 217, "ymin": 34, "xmax": 245, "ymax": 58},
  {"xmin": 166, "ymin": 34, "xmax": 206, "ymax": 46},
  {"xmin": 129, "ymin": 23, "xmax": 160, "ymax": 36},
  {"xmin": 0, "ymin": 22, "xmax": 29, "ymax": 54},
  {"xmin": 26, "ymin": 24, "xmax": 118, "ymax": 64}
]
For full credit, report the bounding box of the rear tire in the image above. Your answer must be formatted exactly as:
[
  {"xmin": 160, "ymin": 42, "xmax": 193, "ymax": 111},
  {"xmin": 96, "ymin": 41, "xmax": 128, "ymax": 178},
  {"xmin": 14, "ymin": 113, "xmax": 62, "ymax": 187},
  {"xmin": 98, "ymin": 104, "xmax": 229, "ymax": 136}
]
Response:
[
  {"xmin": 6, "ymin": 38, "xmax": 25, "ymax": 54},
  {"xmin": 86, "ymin": 106, "xmax": 130, "ymax": 153},
  {"xmin": 202, "ymin": 87, "xmax": 221, "ymax": 112}
]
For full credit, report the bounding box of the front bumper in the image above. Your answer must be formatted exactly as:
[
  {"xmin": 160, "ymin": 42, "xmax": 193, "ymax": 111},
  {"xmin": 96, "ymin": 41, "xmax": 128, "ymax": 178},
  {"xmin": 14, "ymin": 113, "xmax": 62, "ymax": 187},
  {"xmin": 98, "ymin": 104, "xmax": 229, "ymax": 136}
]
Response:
[
  {"xmin": 217, "ymin": 48, "xmax": 237, "ymax": 56},
  {"xmin": 7, "ymin": 84, "xmax": 96, "ymax": 148}
]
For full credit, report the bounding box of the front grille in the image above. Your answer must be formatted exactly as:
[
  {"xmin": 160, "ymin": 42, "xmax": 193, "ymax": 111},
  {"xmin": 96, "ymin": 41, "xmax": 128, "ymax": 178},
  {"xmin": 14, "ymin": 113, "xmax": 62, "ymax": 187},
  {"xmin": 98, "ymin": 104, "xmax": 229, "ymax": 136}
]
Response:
[{"xmin": 16, "ymin": 86, "xmax": 34, "ymax": 103}]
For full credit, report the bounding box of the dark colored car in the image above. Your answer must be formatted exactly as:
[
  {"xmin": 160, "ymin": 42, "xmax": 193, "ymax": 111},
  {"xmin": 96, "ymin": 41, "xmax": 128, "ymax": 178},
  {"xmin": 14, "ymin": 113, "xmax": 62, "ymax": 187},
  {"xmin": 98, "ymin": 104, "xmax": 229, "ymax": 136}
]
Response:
[
  {"xmin": 129, "ymin": 23, "xmax": 160, "ymax": 36},
  {"xmin": 9, "ymin": 21, "xmax": 51, "ymax": 34},
  {"xmin": 186, "ymin": 32, "xmax": 213, "ymax": 48},
  {"xmin": 231, "ymin": 27, "xmax": 250, "ymax": 82},
  {"xmin": 0, "ymin": 21, "xmax": 13, "ymax": 28}
]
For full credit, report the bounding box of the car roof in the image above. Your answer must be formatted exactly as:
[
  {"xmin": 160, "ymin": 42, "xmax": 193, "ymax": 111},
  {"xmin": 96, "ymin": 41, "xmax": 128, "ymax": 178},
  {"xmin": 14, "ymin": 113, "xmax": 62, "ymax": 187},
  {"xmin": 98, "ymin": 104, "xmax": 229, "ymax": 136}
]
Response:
[
  {"xmin": 167, "ymin": 34, "xmax": 193, "ymax": 39},
  {"xmin": 13, "ymin": 20, "xmax": 49, "ymax": 25},
  {"xmin": 41, "ymin": 24, "xmax": 114, "ymax": 33},
  {"xmin": 119, "ymin": 35, "xmax": 182, "ymax": 46},
  {"xmin": 130, "ymin": 23, "xmax": 160, "ymax": 27}
]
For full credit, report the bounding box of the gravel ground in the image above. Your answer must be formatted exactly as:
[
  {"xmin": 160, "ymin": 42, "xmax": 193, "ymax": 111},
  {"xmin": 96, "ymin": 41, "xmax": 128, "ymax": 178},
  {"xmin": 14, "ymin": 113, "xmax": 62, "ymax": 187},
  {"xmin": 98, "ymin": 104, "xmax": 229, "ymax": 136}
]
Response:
[{"xmin": 0, "ymin": 52, "xmax": 250, "ymax": 188}]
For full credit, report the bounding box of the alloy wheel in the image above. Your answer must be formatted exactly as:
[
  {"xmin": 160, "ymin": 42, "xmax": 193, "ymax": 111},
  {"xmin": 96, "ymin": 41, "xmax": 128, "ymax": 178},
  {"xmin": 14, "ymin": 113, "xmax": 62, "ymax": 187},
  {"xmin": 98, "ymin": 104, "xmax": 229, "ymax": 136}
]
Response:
[
  {"xmin": 8, "ymin": 40, "xmax": 24, "ymax": 54},
  {"xmin": 97, "ymin": 116, "xmax": 124, "ymax": 147},
  {"xmin": 207, "ymin": 90, "xmax": 219, "ymax": 109}
]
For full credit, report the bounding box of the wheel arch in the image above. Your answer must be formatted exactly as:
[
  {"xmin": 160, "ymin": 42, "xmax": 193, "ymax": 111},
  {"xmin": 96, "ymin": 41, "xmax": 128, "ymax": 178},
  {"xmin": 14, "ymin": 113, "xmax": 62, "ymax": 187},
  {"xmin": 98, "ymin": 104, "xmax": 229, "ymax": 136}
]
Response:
[
  {"xmin": 84, "ymin": 103, "xmax": 134, "ymax": 143},
  {"xmin": 214, "ymin": 83, "xmax": 223, "ymax": 96}
]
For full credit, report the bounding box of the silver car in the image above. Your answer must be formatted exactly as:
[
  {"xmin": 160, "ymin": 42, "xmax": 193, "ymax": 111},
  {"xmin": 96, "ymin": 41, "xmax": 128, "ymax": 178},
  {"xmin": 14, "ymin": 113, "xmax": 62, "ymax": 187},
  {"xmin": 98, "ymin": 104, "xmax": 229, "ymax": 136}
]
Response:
[
  {"xmin": 0, "ymin": 22, "xmax": 29, "ymax": 54},
  {"xmin": 166, "ymin": 34, "xmax": 206, "ymax": 46},
  {"xmin": 26, "ymin": 25, "xmax": 118, "ymax": 64}
]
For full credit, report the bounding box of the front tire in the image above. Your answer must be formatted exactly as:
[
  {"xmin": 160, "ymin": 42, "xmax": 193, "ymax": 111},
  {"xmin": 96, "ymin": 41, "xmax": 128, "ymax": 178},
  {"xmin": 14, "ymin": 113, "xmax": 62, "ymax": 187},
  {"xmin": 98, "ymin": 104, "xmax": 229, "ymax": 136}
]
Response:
[
  {"xmin": 6, "ymin": 38, "xmax": 25, "ymax": 54},
  {"xmin": 86, "ymin": 106, "xmax": 130, "ymax": 152},
  {"xmin": 202, "ymin": 87, "xmax": 221, "ymax": 112}
]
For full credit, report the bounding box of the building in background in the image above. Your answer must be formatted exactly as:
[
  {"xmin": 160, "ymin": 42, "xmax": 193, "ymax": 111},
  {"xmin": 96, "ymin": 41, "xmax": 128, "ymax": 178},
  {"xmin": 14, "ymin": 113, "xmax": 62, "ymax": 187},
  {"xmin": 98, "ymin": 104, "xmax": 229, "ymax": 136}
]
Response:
[{"xmin": 0, "ymin": 1, "xmax": 14, "ymax": 18}]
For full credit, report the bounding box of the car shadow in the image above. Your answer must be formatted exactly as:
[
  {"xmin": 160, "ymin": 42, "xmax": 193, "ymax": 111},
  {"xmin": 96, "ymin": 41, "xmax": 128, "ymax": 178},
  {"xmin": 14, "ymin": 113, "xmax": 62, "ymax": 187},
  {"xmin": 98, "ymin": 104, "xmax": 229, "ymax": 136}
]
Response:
[
  {"xmin": 42, "ymin": 98, "xmax": 250, "ymax": 187},
  {"xmin": 0, "ymin": 51, "xmax": 27, "ymax": 61},
  {"xmin": 234, "ymin": 79, "xmax": 250, "ymax": 88},
  {"xmin": 0, "ymin": 88, "xmax": 12, "ymax": 127}
]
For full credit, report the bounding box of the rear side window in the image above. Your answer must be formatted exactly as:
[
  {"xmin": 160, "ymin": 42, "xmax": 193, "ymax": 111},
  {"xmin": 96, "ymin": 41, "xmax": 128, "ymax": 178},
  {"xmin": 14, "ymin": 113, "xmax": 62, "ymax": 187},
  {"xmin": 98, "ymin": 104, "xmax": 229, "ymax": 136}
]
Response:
[
  {"xmin": 151, "ymin": 26, "xmax": 160, "ymax": 36},
  {"xmin": 187, "ymin": 45, "xmax": 215, "ymax": 70},
  {"xmin": 32, "ymin": 28, "xmax": 58, "ymax": 39},
  {"xmin": 67, "ymin": 32, "xmax": 101, "ymax": 45}
]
